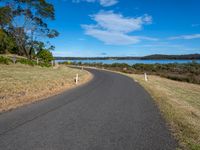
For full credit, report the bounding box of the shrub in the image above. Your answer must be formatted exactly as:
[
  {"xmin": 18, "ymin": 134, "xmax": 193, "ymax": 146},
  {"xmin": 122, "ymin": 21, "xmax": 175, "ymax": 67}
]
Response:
[
  {"xmin": 17, "ymin": 58, "xmax": 51, "ymax": 67},
  {"xmin": 0, "ymin": 56, "xmax": 12, "ymax": 65},
  {"xmin": 17, "ymin": 58, "xmax": 37, "ymax": 66},
  {"xmin": 38, "ymin": 62, "xmax": 51, "ymax": 67},
  {"xmin": 37, "ymin": 50, "xmax": 54, "ymax": 63}
]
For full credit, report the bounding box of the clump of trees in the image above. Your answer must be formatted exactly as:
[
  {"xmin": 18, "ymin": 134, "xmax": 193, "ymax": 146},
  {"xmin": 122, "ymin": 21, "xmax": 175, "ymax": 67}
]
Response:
[{"xmin": 0, "ymin": 0, "xmax": 59, "ymax": 62}]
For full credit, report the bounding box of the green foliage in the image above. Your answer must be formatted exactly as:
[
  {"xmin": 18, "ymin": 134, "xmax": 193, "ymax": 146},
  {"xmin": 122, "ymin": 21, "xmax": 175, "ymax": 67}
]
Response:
[
  {"xmin": 0, "ymin": 6, "xmax": 12, "ymax": 28},
  {"xmin": 0, "ymin": 56, "xmax": 12, "ymax": 65},
  {"xmin": 17, "ymin": 58, "xmax": 51, "ymax": 67},
  {"xmin": 37, "ymin": 49, "xmax": 54, "ymax": 63},
  {"xmin": 0, "ymin": 29, "xmax": 18, "ymax": 54},
  {"xmin": 17, "ymin": 58, "xmax": 37, "ymax": 66},
  {"xmin": 0, "ymin": 55, "xmax": 51, "ymax": 67},
  {"xmin": 0, "ymin": 0, "xmax": 58, "ymax": 59},
  {"xmin": 38, "ymin": 62, "xmax": 51, "ymax": 67}
]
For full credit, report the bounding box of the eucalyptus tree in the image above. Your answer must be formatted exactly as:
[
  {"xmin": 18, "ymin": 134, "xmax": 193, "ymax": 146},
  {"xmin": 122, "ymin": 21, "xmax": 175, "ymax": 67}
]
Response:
[
  {"xmin": 0, "ymin": 0, "xmax": 59, "ymax": 59},
  {"xmin": 0, "ymin": 29, "xmax": 17, "ymax": 54}
]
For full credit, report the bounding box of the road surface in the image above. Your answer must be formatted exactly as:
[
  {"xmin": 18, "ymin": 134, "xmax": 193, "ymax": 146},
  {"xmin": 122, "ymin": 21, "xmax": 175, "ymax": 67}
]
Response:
[{"xmin": 0, "ymin": 68, "xmax": 177, "ymax": 150}]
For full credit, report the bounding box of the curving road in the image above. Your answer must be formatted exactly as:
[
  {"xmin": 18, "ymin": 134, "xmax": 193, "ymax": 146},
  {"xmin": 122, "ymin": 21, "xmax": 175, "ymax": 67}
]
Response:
[{"xmin": 0, "ymin": 68, "xmax": 176, "ymax": 150}]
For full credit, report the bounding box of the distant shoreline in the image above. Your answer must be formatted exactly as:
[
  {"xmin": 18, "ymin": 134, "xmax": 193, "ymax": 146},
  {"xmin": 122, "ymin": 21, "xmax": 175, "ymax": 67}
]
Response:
[{"xmin": 54, "ymin": 54, "xmax": 200, "ymax": 60}]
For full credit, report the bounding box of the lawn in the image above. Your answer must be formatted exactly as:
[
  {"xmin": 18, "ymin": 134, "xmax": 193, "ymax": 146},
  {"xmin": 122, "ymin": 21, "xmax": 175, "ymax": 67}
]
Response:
[
  {"xmin": 0, "ymin": 64, "xmax": 92, "ymax": 112},
  {"xmin": 126, "ymin": 74, "xmax": 200, "ymax": 149}
]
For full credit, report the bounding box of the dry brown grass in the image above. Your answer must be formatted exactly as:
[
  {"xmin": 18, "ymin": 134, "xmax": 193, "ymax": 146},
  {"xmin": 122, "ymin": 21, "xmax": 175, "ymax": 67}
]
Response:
[
  {"xmin": 0, "ymin": 64, "xmax": 92, "ymax": 112},
  {"xmin": 126, "ymin": 74, "xmax": 200, "ymax": 149}
]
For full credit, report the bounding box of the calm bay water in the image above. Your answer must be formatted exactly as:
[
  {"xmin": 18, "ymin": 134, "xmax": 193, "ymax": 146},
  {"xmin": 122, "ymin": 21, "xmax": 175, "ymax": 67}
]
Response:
[{"xmin": 56, "ymin": 59, "xmax": 200, "ymax": 65}]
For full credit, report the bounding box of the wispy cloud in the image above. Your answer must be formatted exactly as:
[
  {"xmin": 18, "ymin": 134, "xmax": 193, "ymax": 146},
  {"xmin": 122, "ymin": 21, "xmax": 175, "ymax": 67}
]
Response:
[
  {"xmin": 192, "ymin": 24, "xmax": 200, "ymax": 27},
  {"xmin": 99, "ymin": 0, "xmax": 118, "ymax": 7},
  {"xmin": 82, "ymin": 11, "xmax": 157, "ymax": 45},
  {"xmin": 72, "ymin": 0, "xmax": 118, "ymax": 7},
  {"xmin": 169, "ymin": 34, "xmax": 200, "ymax": 40}
]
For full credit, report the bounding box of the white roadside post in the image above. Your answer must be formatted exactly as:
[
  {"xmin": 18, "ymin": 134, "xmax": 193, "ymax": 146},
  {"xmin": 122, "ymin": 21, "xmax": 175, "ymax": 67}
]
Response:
[
  {"xmin": 75, "ymin": 74, "xmax": 79, "ymax": 85},
  {"xmin": 144, "ymin": 72, "xmax": 148, "ymax": 82},
  {"xmin": 51, "ymin": 60, "xmax": 54, "ymax": 67},
  {"xmin": 12, "ymin": 55, "xmax": 16, "ymax": 64}
]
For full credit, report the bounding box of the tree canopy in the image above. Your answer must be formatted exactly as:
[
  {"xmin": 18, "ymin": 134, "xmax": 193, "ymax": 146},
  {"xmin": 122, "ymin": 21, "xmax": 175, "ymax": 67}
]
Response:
[{"xmin": 0, "ymin": 0, "xmax": 58, "ymax": 59}]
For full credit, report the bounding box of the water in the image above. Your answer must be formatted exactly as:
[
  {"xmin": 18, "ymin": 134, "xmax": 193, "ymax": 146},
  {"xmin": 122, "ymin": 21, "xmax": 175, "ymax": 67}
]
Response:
[{"xmin": 56, "ymin": 59, "xmax": 200, "ymax": 65}]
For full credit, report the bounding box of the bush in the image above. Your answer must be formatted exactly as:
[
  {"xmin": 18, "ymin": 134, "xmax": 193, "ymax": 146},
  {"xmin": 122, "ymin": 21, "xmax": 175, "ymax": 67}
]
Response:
[
  {"xmin": 0, "ymin": 56, "xmax": 12, "ymax": 64},
  {"xmin": 38, "ymin": 62, "xmax": 51, "ymax": 67},
  {"xmin": 17, "ymin": 58, "xmax": 37, "ymax": 66},
  {"xmin": 37, "ymin": 50, "xmax": 54, "ymax": 63}
]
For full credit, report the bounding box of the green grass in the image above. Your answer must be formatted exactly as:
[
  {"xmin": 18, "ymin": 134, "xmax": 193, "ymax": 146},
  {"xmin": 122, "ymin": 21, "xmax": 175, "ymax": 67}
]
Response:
[
  {"xmin": 126, "ymin": 74, "xmax": 200, "ymax": 149},
  {"xmin": 0, "ymin": 56, "xmax": 12, "ymax": 65},
  {"xmin": 0, "ymin": 54, "xmax": 51, "ymax": 67},
  {"xmin": 0, "ymin": 64, "xmax": 91, "ymax": 112}
]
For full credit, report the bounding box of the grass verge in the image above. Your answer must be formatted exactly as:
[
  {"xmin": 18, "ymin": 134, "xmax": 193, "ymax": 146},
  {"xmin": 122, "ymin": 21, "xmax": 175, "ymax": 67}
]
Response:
[
  {"xmin": 125, "ymin": 74, "xmax": 200, "ymax": 149},
  {"xmin": 0, "ymin": 64, "xmax": 92, "ymax": 112}
]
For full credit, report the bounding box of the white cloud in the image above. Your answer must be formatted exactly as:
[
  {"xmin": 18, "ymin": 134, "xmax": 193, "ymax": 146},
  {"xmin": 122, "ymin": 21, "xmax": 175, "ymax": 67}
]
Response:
[
  {"xmin": 90, "ymin": 11, "xmax": 152, "ymax": 33},
  {"xmin": 169, "ymin": 34, "xmax": 200, "ymax": 40},
  {"xmin": 82, "ymin": 11, "xmax": 156, "ymax": 45},
  {"xmin": 72, "ymin": 0, "xmax": 118, "ymax": 7},
  {"xmin": 82, "ymin": 27, "xmax": 140, "ymax": 45},
  {"xmin": 99, "ymin": 0, "xmax": 118, "ymax": 7}
]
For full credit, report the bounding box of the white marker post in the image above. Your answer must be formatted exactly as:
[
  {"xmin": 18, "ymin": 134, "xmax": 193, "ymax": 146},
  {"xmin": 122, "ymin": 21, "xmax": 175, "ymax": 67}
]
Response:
[
  {"xmin": 75, "ymin": 74, "xmax": 79, "ymax": 85},
  {"xmin": 51, "ymin": 60, "xmax": 54, "ymax": 67},
  {"xmin": 144, "ymin": 72, "xmax": 148, "ymax": 82},
  {"xmin": 12, "ymin": 55, "xmax": 16, "ymax": 64}
]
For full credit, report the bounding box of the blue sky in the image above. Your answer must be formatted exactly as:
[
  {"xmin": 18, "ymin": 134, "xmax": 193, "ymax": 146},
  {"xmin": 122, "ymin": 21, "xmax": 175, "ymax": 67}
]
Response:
[{"xmin": 47, "ymin": 0, "xmax": 200, "ymax": 57}]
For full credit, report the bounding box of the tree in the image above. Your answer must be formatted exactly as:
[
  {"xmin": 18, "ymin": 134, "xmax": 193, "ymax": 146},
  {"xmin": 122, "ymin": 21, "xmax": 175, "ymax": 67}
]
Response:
[
  {"xmin": 0, "ymin": 0, "xmax": 59, "ymax": 58},
  {"xmin": 0, "ymin": 6, "xmax": 12, "ymax": 28},
  {"xmin": 37, "ymin": 49, "xmax": 54, "ymax": 63},
  {"xmin": 0, "ymin": 29, "xmax": 17, "ymax": 54}
]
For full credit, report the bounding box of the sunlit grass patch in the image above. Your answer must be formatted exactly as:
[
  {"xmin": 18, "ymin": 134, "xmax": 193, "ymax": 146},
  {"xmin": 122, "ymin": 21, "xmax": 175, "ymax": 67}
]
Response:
[
  {"xmin": 126, "ymin": 74, "xmax": 200, "ymax": 149},
  {"xmin": 0, "ymin": 64, "xmax": 91, "ymax": 112}
]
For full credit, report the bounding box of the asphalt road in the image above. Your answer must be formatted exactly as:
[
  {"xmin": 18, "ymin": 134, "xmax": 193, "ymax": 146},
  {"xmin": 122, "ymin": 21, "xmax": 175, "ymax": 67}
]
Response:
[{"xmin": 0, "ymin": 68, "xmax": 177, "ymax": 150}]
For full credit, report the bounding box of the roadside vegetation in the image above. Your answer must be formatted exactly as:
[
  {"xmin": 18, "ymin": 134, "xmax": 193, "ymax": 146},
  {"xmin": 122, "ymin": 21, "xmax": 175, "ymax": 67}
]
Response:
[
  {"xmin": 0, "ymin": 55, "xmax": 52, "ymax": 67},
  {"xmin": 0, "ymin": 0, "xmax": 58, "ymax": 61},
  {"xmin": 0, "ymin": 63, "xmax": 91, "ymax": 112},
  {"xmin": 67, "ymin": 62, "xmax": 200, "ymax": 85},
  {"xmin": 126, "ymin": 74, "xmax": 200, "ymax": 149}
]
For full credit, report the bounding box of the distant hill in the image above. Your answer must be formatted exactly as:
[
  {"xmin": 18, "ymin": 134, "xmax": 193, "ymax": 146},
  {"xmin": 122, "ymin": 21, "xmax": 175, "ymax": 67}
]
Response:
[
  {"xmin": 142, "ymin": 54, "xmax": 200, "ymax": 60},
  {"xmin": 54, "ymin": 54, "xmax": 200, "ymax": 60}
]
